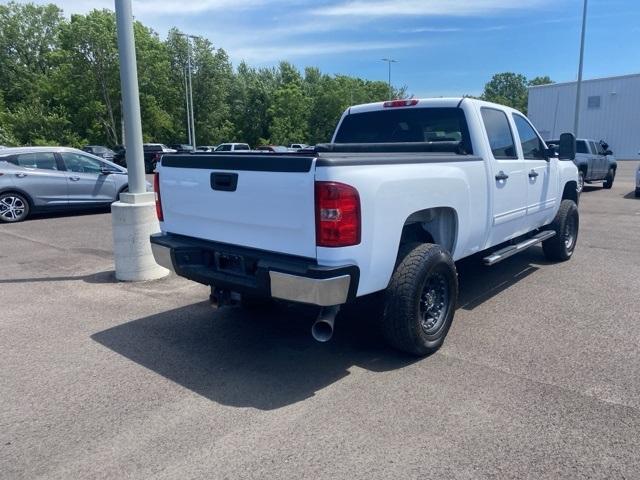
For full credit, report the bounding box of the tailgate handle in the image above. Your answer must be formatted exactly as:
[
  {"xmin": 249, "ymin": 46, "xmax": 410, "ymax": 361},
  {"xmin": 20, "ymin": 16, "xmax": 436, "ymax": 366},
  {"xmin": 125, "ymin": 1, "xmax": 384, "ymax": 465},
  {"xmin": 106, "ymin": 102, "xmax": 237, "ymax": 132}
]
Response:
[{"xmin": 211, "ymin": 172, "xmax": 238, "ymax": 192}]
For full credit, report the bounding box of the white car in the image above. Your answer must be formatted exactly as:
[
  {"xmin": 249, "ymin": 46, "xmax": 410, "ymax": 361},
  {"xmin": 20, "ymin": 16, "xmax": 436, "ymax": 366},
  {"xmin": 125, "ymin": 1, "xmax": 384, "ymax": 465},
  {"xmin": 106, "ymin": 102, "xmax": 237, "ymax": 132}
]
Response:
[
  {"xmin": 214, "ymin": 143, "xmax": 250, "ymax": 152},
  {"xmin": 151, "ymin": 98, "xmax": 579, "ymax": 355}
]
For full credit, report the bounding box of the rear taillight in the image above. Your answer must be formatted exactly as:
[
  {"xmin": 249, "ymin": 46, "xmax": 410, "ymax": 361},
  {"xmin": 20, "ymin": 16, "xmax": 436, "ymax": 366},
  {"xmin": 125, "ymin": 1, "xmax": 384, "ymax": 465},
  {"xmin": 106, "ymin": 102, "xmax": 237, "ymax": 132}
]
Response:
[
  {"xmin": 153, "ymin": 172, "xmax": 163, "ymax": 221},
  {"xmin": 383, "ymin": 99, "xmax": 419, "ymax": 108},
  {"xmin": 315, "ymin": 181, "xmax": 361, "ymax": 247}
]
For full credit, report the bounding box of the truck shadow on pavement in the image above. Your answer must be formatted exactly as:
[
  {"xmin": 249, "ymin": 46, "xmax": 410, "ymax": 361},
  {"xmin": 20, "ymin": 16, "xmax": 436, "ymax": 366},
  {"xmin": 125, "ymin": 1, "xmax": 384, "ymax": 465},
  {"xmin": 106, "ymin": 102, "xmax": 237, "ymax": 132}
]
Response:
[{"xmin": 91, "ymin": 247, "xmax": 549, "ymax": 410}]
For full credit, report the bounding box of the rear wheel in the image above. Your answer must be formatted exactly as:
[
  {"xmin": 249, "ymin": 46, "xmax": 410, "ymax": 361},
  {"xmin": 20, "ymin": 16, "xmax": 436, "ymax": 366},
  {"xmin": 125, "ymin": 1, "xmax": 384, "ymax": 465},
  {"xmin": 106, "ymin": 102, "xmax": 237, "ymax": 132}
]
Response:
[
  {"xmin": 0, "ymin": 192, "xmax": 30, "ymax": 223},
  {"xmin": 542, "ymin": 199, "xmax": 579, "ymax": 261},
  {"xmin": 603, "ymin": 168, "xmax": 615, "ymax": 189},
  {"xmin": 381, "ymin": 243, "xmax": 458, "ymax": 356}
]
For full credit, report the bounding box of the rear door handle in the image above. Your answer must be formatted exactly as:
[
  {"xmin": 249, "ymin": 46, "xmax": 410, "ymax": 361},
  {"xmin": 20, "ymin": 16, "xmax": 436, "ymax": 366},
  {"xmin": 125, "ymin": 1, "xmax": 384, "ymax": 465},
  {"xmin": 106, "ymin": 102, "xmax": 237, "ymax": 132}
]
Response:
[
  {"xmin": 495, "ymin": 171, "xmax": 509, "ymax": 181},
  {"xmin": 69, "ymin": 176, "xmax": 81, "ymax": 181},
  {"xmin": 528, "ymin": 170, "xmax": 539, "ymax": 178}
]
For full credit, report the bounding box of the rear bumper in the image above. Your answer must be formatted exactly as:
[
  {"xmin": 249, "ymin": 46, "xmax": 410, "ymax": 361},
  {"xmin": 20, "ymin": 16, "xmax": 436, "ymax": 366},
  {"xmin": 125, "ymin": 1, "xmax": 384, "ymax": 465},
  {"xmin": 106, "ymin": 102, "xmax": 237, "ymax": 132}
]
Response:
[{"xmin": 150, "ymin": 233, "xmax": 359, "ymax": 306}]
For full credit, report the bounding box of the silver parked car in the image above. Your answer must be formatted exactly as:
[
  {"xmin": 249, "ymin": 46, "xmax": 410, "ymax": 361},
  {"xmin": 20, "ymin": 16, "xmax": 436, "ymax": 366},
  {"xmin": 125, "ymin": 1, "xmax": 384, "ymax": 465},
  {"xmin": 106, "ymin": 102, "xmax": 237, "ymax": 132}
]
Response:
[{"xmin": 0, "ymin": 146, "xmax": 143, "ymax": 223}]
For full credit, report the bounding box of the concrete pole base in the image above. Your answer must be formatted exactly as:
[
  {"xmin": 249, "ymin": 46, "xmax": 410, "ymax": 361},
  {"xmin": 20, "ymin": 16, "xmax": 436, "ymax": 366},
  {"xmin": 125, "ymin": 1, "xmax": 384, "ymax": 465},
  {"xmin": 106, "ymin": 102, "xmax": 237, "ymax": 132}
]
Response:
[{"xmin": 111, "ymin": 197, "xmax": 169, "ymax": 281}]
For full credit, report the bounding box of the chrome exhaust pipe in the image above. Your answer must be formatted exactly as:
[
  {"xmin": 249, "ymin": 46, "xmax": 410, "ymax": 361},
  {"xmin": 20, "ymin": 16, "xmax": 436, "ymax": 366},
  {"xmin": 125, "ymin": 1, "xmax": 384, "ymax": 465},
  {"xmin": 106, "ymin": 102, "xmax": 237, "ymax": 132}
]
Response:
[{"xmin": 311, "ymin": 306, "xmax": 340, "ymax": 342}]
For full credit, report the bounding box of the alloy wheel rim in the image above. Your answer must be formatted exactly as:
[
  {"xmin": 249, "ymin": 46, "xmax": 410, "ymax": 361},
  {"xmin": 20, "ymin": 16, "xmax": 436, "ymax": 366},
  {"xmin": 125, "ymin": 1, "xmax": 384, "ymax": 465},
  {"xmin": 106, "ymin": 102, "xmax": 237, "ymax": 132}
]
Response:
[
  {"xmin": 577, "ymin": 174, "xmax": 584, "ymax": 192},
  {"xmin": 0, "ymin": 196, "xmax": 26, "ymax": 221},
  {"xmin": 419, "ymin": 273, "xmax": 449, "ymax": 335},
  {"xmin": 564, "ymin": 213, "xmax": 576, "ymax": 250}
]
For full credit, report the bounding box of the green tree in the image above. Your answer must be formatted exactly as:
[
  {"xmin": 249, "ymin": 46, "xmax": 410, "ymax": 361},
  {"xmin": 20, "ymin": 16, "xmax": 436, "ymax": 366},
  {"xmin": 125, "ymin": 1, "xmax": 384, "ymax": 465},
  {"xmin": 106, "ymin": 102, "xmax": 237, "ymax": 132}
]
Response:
[
  {"xmin": 528, "ymin": 75, "xmax": 554, "ymax": 87},
  {"xmin": 268, "ymin": 82, "xmax": 309, "ymax": 145},
  {"xmin": 481, "ymin": 72, "xmax": 529, "ymax": 112}
]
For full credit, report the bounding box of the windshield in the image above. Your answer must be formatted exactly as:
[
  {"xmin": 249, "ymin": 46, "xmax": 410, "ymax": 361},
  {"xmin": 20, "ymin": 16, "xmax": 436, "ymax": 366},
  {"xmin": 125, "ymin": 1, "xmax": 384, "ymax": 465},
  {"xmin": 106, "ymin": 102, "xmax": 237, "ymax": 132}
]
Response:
[{"xmin": 334, "ymin": 107, "xmax": 472, "ymax": 153}]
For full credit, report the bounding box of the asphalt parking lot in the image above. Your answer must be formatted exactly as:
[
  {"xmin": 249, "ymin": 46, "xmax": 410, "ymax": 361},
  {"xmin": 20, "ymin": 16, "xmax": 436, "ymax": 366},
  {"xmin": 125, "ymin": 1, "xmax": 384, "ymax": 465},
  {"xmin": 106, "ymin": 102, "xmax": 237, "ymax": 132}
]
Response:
[{"xmin": 1, "ymin": 162, "xmax": 639, "ymax": 479}]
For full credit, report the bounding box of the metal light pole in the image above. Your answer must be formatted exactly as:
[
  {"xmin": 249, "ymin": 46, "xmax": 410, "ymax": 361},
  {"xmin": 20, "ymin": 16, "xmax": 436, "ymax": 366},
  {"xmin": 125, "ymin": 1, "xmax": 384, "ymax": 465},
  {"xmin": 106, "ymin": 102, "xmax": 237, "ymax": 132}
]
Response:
[
  {"xmin": 381, "ymin": 58, "xmax": 397, "ymax": 100},
  {"xmin": 177, "ymin": 33, "xmax": 199, "ymax": 150},
  {"xmin": 112, "ymin": 0, "xmax": 168, "ymax": 281},
  {"xmin": 573, "ymin": 0, "xmax": 588, "ymax": 137},
  {"xmin": 183, "ymin": 68, "xmax": 191, "ymax": 146}
]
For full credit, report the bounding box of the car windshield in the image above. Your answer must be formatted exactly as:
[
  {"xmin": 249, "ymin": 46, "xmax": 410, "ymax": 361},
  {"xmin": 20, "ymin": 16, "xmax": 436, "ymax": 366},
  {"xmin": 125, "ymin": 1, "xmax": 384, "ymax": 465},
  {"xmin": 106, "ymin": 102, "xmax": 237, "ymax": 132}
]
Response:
[{"xmin": 334, "ymin": 107, "xmax": 472, "ymax": 152}]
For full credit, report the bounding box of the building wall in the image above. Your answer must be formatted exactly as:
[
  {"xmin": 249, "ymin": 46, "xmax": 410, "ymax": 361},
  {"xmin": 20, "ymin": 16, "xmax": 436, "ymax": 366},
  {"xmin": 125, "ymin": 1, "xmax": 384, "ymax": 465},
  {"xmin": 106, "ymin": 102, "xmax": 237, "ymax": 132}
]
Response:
[{"xmin": 528, "ymin": 74, "xmax": 640, "ymax": 158}]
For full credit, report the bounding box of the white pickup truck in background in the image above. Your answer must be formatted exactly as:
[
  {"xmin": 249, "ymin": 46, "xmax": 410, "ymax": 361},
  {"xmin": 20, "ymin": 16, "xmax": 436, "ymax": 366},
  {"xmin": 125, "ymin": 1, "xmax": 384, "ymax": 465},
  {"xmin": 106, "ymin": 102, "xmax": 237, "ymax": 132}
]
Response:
[{"xmin": 151, "ymin": 98, "xmax": 579, "ymax": 355}]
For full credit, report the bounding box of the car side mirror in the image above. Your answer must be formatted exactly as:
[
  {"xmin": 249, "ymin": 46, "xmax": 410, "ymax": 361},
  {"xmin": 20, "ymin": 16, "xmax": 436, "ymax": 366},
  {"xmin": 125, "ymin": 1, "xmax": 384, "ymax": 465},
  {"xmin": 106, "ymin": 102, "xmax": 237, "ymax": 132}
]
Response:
[
  {"xmin": 558, "ymin": 133, "xmax": 576, "ymax": 160},
  {"xmin": 100, "ymin": 166, "xmax": 117, "ymax": 175}
]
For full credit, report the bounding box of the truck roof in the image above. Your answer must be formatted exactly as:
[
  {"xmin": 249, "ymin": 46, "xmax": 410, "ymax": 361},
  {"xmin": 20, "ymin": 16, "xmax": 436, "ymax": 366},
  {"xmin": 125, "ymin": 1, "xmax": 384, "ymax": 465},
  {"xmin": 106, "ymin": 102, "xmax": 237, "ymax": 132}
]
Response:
[{"xmin": 347, "ymin": 97, "xmax": 521, "ymax": 115}]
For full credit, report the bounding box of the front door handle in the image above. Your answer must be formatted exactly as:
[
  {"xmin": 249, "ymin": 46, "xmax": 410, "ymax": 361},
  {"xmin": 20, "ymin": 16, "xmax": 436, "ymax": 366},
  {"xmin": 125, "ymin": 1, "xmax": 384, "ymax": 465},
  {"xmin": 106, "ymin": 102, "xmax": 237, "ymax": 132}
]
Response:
[
  {"xmin": 69, "ymin": 176, "xmax": 81, "ymax": 181},
  {"xmin": 495, "ymin": 171, "xmax": 509, "ymax": 181},
  {"xmin": 528, "ymin": 170, "xmax": 539, "ymax": 178},
  {"xmin": 15, "ymin": 173, "xmax": 27, "ymax": 178}
]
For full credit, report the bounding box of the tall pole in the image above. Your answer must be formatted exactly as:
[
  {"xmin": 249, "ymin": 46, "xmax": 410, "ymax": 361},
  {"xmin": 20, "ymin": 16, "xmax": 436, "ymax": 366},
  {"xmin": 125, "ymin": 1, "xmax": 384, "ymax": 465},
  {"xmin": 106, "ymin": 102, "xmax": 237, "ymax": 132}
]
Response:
[
  {"xmin": 573, "ymin": 0, "xmax": 588, "ymax": 137},
  {"xmin": 187, "ymin": 38, "xmax": 196, "ymax": 150},
  {"xmin": 381, "ymin": 58, "xmax": 397, "ymax": 100},
  {"xmin": 115, "ymin": 0, "xmax": 145, "ymax": 195},
  {"xmin": 112, "ymin": 0, "xmax": 168, "ymax": 282},
  {"xmin": 184, "ymin": 68, "xmax": 191, "ymax": 145}
]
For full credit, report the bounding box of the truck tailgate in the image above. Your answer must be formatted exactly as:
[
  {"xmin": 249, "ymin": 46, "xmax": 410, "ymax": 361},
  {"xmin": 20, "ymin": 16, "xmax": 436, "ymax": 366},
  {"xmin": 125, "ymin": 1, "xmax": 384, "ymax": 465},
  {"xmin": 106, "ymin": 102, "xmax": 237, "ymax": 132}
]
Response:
[{"xmin": 158, "ymin": 154, "xmax": 317, "ymax": 258}]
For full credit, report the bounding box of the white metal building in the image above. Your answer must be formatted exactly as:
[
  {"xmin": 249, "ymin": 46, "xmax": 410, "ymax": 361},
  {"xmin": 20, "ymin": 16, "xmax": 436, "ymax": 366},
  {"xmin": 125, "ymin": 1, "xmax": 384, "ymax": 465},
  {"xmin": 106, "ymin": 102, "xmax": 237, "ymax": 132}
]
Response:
[{"xmin": 528, "ymin": 73, "xmax": 640, "ymax": 158}]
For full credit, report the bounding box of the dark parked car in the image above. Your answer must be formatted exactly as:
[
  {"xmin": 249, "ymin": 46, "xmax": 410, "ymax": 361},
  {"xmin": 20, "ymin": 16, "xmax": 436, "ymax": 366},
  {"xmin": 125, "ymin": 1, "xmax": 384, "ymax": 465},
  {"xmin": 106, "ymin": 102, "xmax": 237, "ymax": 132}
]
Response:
[
  {"xmin": 82, "ymin": 145, "xmax": 115, "ymax": 161},
  {"xmin": 547, "ymin": 138, "xmax": 617, "ymax": 192},
  {"xmin": 168, "ymin": 144, "xmax": 194, "ymax": 153},
  {"xmin": 112, "ymin": 143, "xmax": 177, "ymax": 173}
]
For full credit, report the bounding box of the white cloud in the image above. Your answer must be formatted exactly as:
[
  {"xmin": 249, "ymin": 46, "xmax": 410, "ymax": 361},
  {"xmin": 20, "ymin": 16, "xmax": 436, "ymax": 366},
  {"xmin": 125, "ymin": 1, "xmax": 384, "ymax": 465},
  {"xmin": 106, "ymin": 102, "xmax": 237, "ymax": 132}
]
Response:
[
  {"xmin": 228, "ymin": 40, "xmax": 423, "ymax": 63},
  {"xmin": 315, "ymin": 0, "xmax": 553, "ymax": 17}
]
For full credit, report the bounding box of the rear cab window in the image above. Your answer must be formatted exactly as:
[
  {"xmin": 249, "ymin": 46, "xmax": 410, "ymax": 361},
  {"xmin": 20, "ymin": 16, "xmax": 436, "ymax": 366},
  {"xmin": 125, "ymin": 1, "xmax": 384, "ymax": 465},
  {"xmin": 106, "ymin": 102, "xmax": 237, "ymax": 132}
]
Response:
[
  {"xmin": 333, "ymin": 107, "xmax": 473, "ymax": 154},
  {"xmin": 480, "ymin": 108, "xmax": 517, "ymax": 159}
]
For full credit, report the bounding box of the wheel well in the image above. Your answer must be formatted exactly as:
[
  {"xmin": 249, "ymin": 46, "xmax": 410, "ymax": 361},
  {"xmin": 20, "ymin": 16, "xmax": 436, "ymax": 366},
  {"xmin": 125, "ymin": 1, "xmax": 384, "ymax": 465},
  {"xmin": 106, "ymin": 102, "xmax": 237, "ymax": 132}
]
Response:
[
  {"xmin": 0, "ymin": 189, "xmax": 34, "ymax": 207},
  {"xmin": 562, "ymin": 181, "xmax": 578, "ymax": 204},
  {"xmin": 399, "ymin": 207, "xmax": 457, "ymax": 255}
]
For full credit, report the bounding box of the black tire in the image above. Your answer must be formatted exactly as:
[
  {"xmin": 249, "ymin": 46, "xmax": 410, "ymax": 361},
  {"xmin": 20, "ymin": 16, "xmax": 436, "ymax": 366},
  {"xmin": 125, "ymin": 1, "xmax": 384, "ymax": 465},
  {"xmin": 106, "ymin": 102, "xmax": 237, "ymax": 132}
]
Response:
[
  {"xmin": 542, "ymin": 199, "xmax": 579, "ymax": 262},
  {"xmin": 577, "ymin": 171, "xmax": 585, "ymax": 194},
  {"xmin": 381, "ymin": 243, "xmax": 458, "ymax": 356},
  {"xmin": 635, "ymin": 188, "xmax": 640, "ymax": 198},
  {"xmin": 603, "ymin": 168, "xmax": 615, "ymax": 189},
  {"xmin": 0, "ymin": 192, "xmax": 30, "ymax": 223}
]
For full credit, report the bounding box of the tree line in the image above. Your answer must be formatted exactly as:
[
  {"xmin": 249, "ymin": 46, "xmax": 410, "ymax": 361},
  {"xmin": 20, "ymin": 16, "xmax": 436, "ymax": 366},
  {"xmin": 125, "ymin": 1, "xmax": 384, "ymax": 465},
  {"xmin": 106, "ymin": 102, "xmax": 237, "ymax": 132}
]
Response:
[{"xmin": 0, "ymin": 2, "xmax": 552, "ymax": 148}]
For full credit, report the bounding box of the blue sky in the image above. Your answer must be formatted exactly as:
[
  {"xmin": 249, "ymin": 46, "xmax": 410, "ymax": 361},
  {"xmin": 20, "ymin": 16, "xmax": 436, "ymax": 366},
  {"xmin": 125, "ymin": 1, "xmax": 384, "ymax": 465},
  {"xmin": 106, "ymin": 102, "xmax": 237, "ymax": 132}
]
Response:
[{"xmin": 27, "ymin": 0, "xmax": 640, "ymax": 97}]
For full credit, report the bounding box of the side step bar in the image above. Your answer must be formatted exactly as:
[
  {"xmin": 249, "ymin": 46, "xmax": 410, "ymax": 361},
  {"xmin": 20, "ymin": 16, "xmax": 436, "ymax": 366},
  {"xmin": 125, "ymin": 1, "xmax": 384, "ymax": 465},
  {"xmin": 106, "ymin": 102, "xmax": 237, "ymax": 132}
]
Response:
[{"xmin": 483, "ymin": 230, "xmax": 556, "ymax": 266}]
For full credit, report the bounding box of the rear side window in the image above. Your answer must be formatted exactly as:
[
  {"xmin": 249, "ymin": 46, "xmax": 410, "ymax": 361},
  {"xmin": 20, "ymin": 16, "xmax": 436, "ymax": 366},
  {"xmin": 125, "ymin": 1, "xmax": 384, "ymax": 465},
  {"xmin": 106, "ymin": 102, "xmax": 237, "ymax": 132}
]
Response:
[
  {"xmin": 512, "ymin": 114, "xmax": 546, "ymax": 160},
  {"xmin": 334, "ymin": 107, "xmax": 473, "ymax": 153},
  {"xmin": 481, "ymin": 108, "xmax": 517, "ymax": 159},
  {"xmin": 576, "ymin": 141, "xmax": 588, "ymax": 154},
  {"xmin": 235, "ymin": 144, "xmax": 250, "ymax": 151},
  {"xmin": 15, "ymin": 152, "xmax": 58, "ymax": 170}
]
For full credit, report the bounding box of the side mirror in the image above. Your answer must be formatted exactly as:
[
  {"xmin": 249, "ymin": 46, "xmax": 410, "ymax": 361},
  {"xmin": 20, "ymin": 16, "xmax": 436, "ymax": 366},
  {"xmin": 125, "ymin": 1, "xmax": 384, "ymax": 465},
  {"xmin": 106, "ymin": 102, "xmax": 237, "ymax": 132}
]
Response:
[
  {"xmin": 558, "ymin": 132, "xmax": 576, "ymax": 160},
  {"xmin": 100, "ymin": 166, "xmax": 117, "ymax": 175}
]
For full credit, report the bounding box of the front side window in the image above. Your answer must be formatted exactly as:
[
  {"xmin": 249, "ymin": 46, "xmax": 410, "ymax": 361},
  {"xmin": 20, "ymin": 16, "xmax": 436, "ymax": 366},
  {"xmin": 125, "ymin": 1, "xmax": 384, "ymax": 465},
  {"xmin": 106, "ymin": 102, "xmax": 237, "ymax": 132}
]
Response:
[
  {"xmin": 481, "ymin": 108, "xmax": 517, "ymax": 159},
  {"xmin": 61, "ymin": 152, "xmax": 104, "ymax": 174},
  {"xmin": 234, "ymin": 144, "xmax": 250, "ymax": 151},
  {"xmin": 15, "ymin": 152, "xmax": 58, "ymax": 170},
  {"xmin": 590, "ymin": 141, "xmax": 599, "ymax": 155},
  {"xmin": 513, "ymin": 114, "xmax": 546, "ymax": 160},
  {"xmin": 576, "ymin": 141, "xmax": 589, "ymax": 154}
]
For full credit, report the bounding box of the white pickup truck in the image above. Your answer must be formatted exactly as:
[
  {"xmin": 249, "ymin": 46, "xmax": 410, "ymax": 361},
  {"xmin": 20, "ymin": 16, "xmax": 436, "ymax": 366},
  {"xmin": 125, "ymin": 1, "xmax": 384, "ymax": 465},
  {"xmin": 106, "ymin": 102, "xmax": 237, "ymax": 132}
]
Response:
[{"xmin": 151, "ymin": 98, "xmax": 579, "ymax": 355}]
